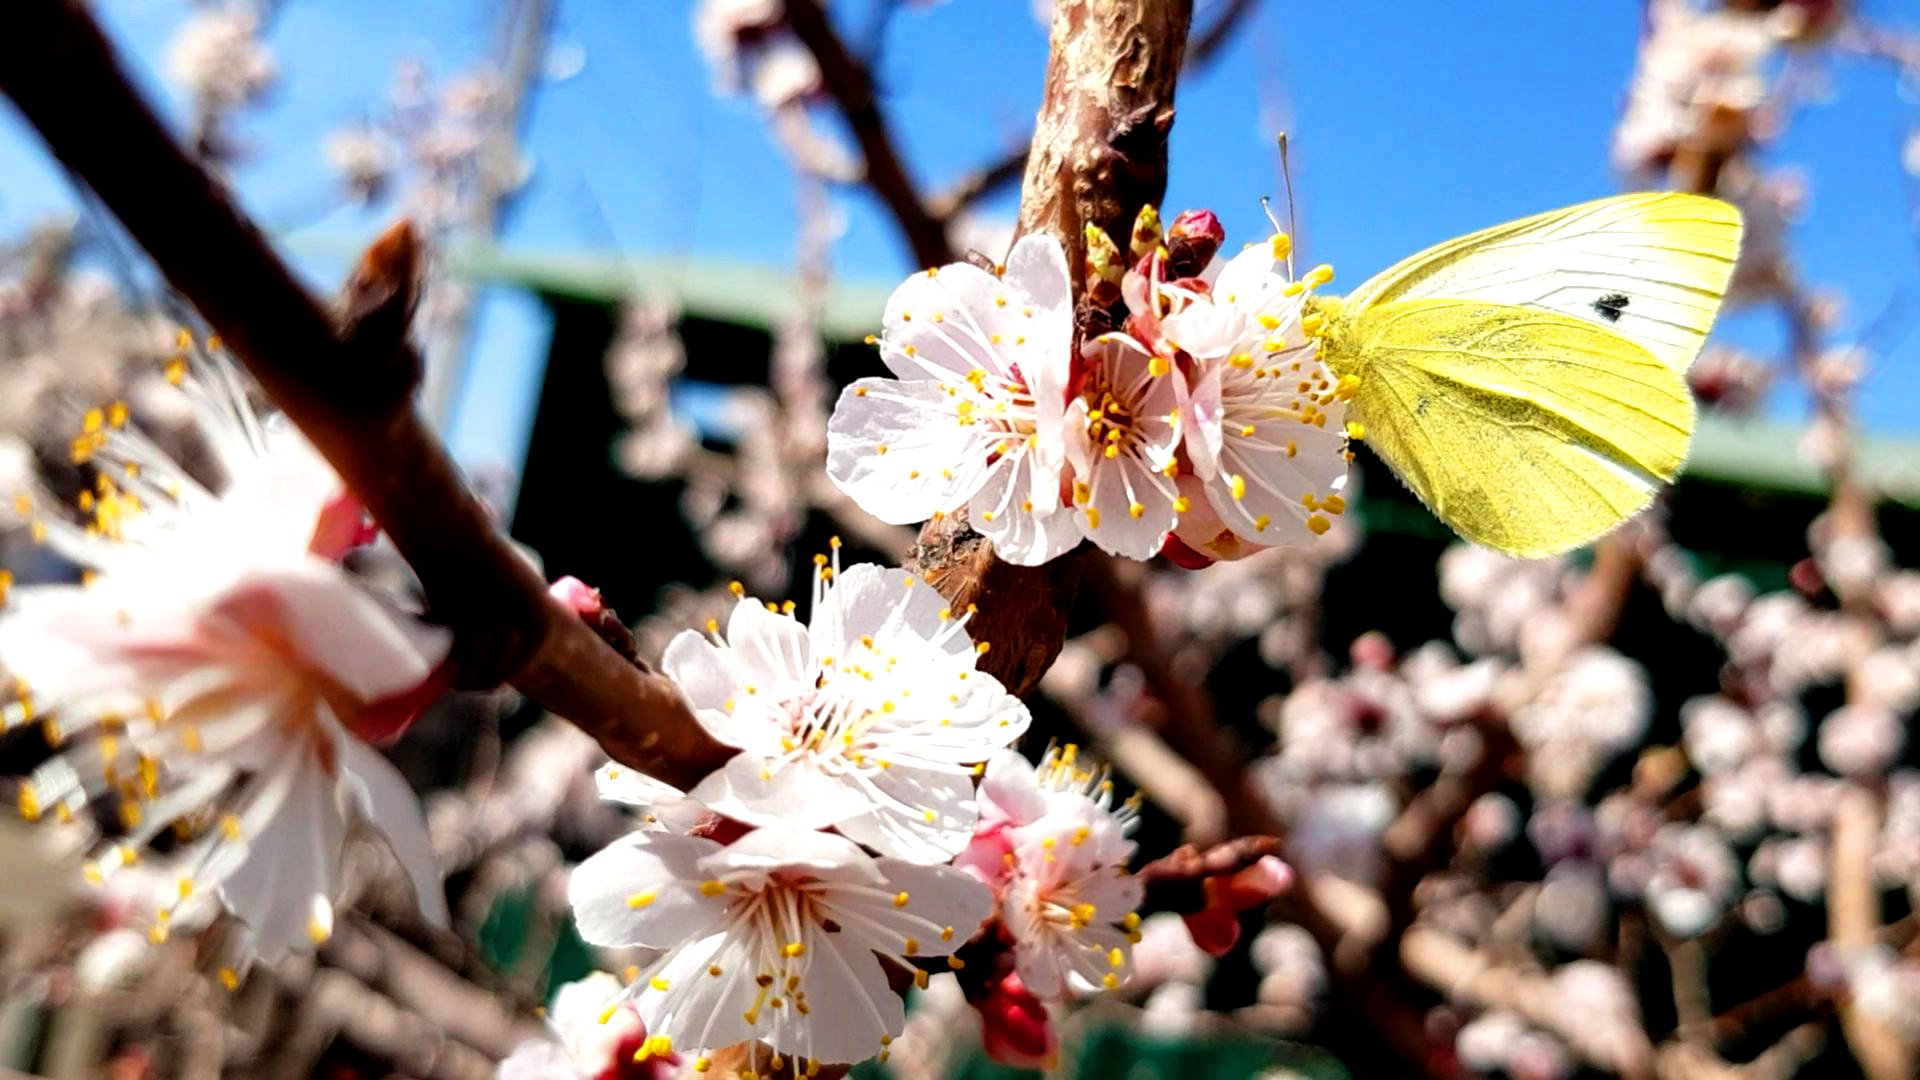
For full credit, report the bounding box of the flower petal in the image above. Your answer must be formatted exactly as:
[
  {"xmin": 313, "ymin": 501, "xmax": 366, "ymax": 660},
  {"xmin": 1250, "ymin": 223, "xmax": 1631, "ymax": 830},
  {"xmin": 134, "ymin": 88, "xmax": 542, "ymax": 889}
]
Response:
[
  {"xmin": 827, "ymin": 378, "xmax": 990, "ymax": 524},
  {"xmin": 340, "ymin": 737, "xmax": 448, "ymax": 928},
  {"xmin": 568, "ymin": 833, "xmax": 726, "ymax": 948}
]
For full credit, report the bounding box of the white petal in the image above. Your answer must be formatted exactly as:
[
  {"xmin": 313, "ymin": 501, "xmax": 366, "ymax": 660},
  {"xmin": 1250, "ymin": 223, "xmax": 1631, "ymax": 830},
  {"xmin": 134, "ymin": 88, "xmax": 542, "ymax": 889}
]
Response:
[
  {"xmin": 340, "ymin": 738, "xmax": 448, "ymax": 927},
  {"xmin": 1212, "ymin": 238, "xmax": 1284, "ymax": 311},
  {"xmin": 880, "ymin": 263, "xmax": 1025, "ymax": 383},
  {"xmin": 568, "ymin": 833, "xmax": 726, "ymax": 948},
  {"xmin": 814, "ymin": 564, "xmax": 963, "ymax": 663},
  {"xmin": 865, "ymin": 858, "xmax": 994, "ymax": 949},
  {"xmin": 1082, "ymin": 452, "xmax": 1177, "ymax": 561},
  {"xmin": 836, "ymin": 767, "xmax": 977, "ymax": 862},
  {"xmin": 701, "ymin": 826, "xmax": 883, "ymax": 885},
  {"xmin": 783, "ymin": 932, "xmax": 904, "ymax": 1063},
  {"xmin": 1206, "ymin": 399, "xmax": 1350, "ymax": 546},
  {"xmin": 724, "ymin": 598, "xmax": 813, "ymax": 686},
  {"xmin": 659, "ymin": 631, "xmax": 746, "ymax": 712},
  {"xmin": 971, "ymin": 455, "xmax": 1083, "ymax": 567},
  {"xmin": 826, "ymin": 378, "xmax": 990, "ymax": 524},
  {"xmin": 688, "ymin": 751, "xmax": 870, "ymax": 831},
  {"xmin": 594, "ymin": 761, "xmax": 687, "ymax": 806},
  {"xmin": 216, "ymin": 762, "xmax": 349, "ymax": 961},
  {"xmin": 1180, "ymin": 359, "xmax": 1226, "ymax": 481},
  {"xmin": 206, "ymin": 560, "xmax": 450, "ymax": 702},
  {"xmin": 630, "ymin": 930, "xmax": 756, "ymax": 1057},
  {"xmin": 980, "ymin": 750, "xmax": 1048, "ymax": 826}
]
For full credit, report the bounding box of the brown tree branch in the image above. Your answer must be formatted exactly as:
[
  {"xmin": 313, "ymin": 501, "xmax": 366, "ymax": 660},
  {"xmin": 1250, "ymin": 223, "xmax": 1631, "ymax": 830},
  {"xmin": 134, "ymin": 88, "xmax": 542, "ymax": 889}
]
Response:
[
  {"xmin": 907, "ymin": 0, "xmax": 1194, "ymax": 697},
  {"xmin": 931, "ymin": 0, "xmax": 1263, "ymax": 221},
  {"xmin": 0, "ymin": 0, "xmax": 735, "ymax": 791},
  {"xmin": 782, "ymin": 0, "xmax": 955, "ymax": 267},
  {"xmin": 1829, "ymin": 784, "xmax": 1913, "ymax": 1078}
]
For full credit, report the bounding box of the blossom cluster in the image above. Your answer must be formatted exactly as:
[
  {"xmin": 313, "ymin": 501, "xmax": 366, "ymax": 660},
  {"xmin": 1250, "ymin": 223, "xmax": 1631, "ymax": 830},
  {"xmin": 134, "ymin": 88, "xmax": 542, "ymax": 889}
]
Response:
[
  {"xmin": 554, "ymin": 547, "xmax": 1155, "ymax": 1072},
  {"xmin": 826, "ymin": 208, "xmax": 1355, "ymax": 569}
]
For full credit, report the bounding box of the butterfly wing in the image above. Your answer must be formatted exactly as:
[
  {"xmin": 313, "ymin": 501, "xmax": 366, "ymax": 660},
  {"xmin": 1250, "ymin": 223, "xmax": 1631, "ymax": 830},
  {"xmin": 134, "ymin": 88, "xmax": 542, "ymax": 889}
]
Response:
[
  {"xmin": 1342, "ymin": 193, "xmax": 1742, "ymax": 374},
  {"xmin": 1339, "ymin": 298, "xmax": 1694, "ymax": 557}
]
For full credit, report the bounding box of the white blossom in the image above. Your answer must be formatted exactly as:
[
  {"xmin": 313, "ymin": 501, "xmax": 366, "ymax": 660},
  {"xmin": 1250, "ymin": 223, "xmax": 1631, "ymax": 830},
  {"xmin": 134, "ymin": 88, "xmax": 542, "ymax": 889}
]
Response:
[
  {"xmin": 663, "ymin": 550, "xmax": 1030, "ymax": 862},
  {"xmin": 828, "ymin": 236, "xmax": 1079, "ymax": 566},
  {"xmin": 1147, "ymin": 239, "xmax": 1350, "ymax": 555},
  {"xmin": 568, "ymin": 825, "xmax": 990, "ymax": 1069},
  {"xmin": 1, "ymin": 352, "xmax": 449, "ymax": 966},
  {"xmin": 959, "ymin": 747, "xmax": 1144, "ymax": 998}
]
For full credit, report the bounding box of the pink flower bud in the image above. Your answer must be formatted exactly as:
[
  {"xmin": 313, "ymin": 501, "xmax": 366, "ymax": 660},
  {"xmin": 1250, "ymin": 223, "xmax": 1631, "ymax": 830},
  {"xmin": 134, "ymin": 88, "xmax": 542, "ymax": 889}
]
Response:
[
  {"xmin": 975, "ymin": 972, "xmax": 1057, "ymax": 1070},
  {"xmin": 307, "ymin": 490, "xmax": 378, "ymax": 561},
  {"xmin": 1181, "ymin": 855, "xmax": 1293, "ymax": 956},
  {"xmin": 1166, "ymin": 209, "xmax": 1224, "ymax": 277},
  {"xmin": 549, "ymin": 575, "xmax": 606, "ymax": 618}
]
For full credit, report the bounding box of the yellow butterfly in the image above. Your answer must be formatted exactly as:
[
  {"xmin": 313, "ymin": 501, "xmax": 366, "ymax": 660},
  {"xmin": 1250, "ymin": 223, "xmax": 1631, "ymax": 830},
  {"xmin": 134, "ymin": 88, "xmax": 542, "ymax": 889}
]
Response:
[{"xmin": 1310, "ymin": 192, "xmax": 1743, "ymax": 557}]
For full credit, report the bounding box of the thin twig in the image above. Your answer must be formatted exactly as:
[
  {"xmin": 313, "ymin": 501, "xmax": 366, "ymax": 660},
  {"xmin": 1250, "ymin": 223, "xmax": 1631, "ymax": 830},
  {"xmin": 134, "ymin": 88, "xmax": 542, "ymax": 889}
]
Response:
[{"xmin": 781, "ymin": 0, "xmax": 954, "ymax": 267}]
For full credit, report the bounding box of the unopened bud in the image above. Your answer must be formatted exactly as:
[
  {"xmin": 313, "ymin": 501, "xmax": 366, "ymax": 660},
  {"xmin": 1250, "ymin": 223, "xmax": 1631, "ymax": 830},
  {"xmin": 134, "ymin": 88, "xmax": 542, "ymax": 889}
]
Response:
[
  {"xmin": 1129, "ymin": 204, "xmax": 1164, "ymax": 262},
  {"xmin": 1166, "ymin": 209, "xmax": 1224, "ymax": 277},
  {"xmin": 1083, "ymin": 225, "xmax": 1125, "ymax": 310}
]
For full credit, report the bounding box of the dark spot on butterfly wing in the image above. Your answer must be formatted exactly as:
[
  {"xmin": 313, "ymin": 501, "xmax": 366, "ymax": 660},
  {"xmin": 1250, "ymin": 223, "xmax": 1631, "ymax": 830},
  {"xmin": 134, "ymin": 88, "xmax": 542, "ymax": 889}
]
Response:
[{"xmin": 1592, "ymin": 293, "xmax": 1630, "ymax": 322}]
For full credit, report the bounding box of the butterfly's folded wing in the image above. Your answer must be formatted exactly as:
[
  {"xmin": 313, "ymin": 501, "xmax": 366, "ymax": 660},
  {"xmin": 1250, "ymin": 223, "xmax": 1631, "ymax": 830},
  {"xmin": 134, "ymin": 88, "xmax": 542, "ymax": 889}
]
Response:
[
  {"xmin": 1345, "ymin": 298, "xmax": 1694, "ymax": 557},
  {"xmin": 1342, "ymin": 193, "xmax": 1741, "ymax": 375}
]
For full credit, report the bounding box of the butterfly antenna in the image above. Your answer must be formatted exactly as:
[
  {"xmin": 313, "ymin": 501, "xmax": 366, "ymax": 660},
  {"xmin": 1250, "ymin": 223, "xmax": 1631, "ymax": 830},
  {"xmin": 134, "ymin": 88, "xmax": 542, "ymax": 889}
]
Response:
[{"xmin": 1277, "ymin": 132, "xmax": 1299, "ymax": 279}]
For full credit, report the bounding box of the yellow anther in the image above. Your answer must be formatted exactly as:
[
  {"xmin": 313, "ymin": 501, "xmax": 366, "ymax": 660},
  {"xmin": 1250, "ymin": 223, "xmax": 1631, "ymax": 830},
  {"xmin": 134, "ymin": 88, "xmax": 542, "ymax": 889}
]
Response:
[
  {"xmin": 628, "ymin": 890, "xmax": 659, "ymax": 908},
  {"xmin": 1307, "ymin": 514, "xmax": 1331, "ymax": 536},
  {"xmin": 1323, "ymin": 494, "xmax": 1346, "ymax": 515},
  {"xmin": 1228, "ymin": 474, "xmax": 1247, "ymax": 500},
  {"xmin": 1254, "ymin": 515, "xmax": 1271, "ymax": 532},
  {"xmin": 783, "ymin": 942, "xmax": 807, "ymax": 957},
  {"xmin": 1345, "ymin": 421, "xmax": 1366, "ymax": 440},
  {"xmin": 903, "ymin": 938, "xmax": 919, "ymax": 955},
  {"xmin": 650, "ymin": 977, "xmax": 671, "ymax": 991},
  {"xmin": 1148, "ymin": 356, "xmax": 1169, "ymax": 377},
  {"xmin": 1128, "ymin": 501, "xmax": 1145, "ymax": 519},
  {"xmin": 1270, "ymin": 233, "xmax": 1292, "ymax": 260},
  {"xmin": 1085, "ymin": 507, "xmax": 1101, "ymax": 529},
  {"xmin": 218, "ymin": 967, "xmax": 239, "ymax": 990},
  {"xmin": 893, "ymin": 891, "xmax": 910, "ymax": 907},
  {"xmin": 1102, "ymin": 972, "xmax": 1120, "ymax": 989}
]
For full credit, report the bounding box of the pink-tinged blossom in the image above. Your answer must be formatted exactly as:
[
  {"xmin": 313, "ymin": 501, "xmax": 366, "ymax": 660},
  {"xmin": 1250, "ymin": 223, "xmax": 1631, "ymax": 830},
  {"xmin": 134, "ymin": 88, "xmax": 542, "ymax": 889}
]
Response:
[
  {"xmin": 567, "ymin": 826, "xmax": 991, "ymax": 1069},
  {"xmin": 827, "ymin": 237, "xmax": 1078, "ymax": 567},
  {"xmin": 960, "ymin": 747, "xmax": 1144, "ymax": 998},
  {"xmin": 1134, "ymin": 236, "xmax": 1351, "ymax": 556},
  {"xmin": 2, "ymin": 352, "xmax": 450, "ymax": 966},
  {"xmin": 663, "ymin": 550, "xmax": 1029, "ymax": 863}
]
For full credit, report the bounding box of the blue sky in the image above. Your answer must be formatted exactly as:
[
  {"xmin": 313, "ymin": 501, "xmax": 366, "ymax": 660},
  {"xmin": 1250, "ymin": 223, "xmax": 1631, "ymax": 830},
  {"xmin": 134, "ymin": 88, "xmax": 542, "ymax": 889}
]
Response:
[{"xmin": 4, "ymin": 0, "xmax": 1919, "ymax": 486}]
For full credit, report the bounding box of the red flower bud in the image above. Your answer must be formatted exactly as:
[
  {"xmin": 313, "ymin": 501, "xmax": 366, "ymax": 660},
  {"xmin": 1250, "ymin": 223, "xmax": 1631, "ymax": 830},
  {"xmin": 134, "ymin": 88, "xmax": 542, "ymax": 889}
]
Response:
[
  {"xmin": 975, "ymin": 973, "xmax": 1057, "ymax": 1070},
  {"xmin": 1166, "ymin": 209, "xmax": 1224, "ymax": 277}
]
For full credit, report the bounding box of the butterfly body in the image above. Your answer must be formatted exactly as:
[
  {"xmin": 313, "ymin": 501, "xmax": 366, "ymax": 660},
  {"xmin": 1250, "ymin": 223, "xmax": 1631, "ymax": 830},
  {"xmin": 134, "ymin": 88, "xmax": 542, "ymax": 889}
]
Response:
[{"xmin": 1313, "ymin": 192, "xmax": 1742, "ymax": 557}]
